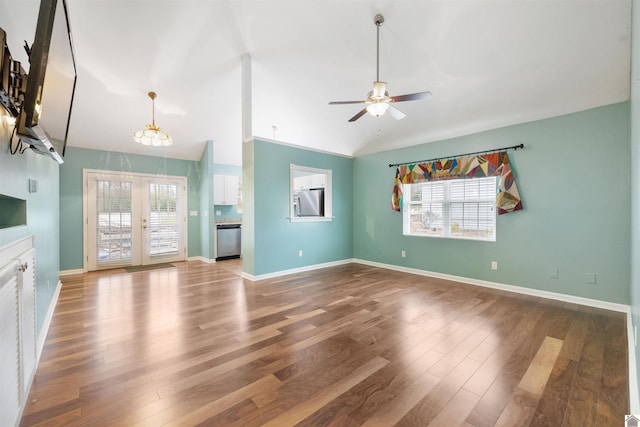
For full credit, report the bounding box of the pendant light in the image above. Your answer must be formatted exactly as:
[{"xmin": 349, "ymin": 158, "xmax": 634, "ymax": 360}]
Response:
[{"xmin": 133, "ymin": 91, "xmax": 173, "ymax": 146}]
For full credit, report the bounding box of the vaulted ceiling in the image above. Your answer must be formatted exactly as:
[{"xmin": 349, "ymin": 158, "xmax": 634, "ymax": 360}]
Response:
[{"xmin": 0, "ymin": 1, "xmax": 632, "ymax": 165}]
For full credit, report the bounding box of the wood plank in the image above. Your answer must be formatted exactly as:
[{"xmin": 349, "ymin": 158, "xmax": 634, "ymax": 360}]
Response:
[
  {"xmin": 395, "ymin": 356, "xmax": 483, "ymax": 426},
  {"xmin": 518, "ymin": 336, "xmax": 564, "ymax": 396},
  {"xmin": 359, "ymin": 370, "xmax": 442, "ymax": 427},
  {"xmin": 143, "ymin": 374, "xmax": 281, "ymax": 427},
  {"xmin": 261, "ymin": 356, "xmax": 388, "ymax": 426},
  {"xmin": 493, "ymin": 388, "xmax": 540, "ymax": 427},
  {"xmin": 427, "ymin": 388, "xmax": 481, "ymax": 427},
  {"xmin": 493, "ymin": 336, "xmax": 564, "ymax": 427}
]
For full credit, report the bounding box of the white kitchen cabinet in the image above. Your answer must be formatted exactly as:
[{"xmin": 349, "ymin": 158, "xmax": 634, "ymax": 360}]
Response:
[
  {"xmin": 213, "ymin": 175, "xmax": 239, "ymax": 205},
  {"xmin": 293, "ymin": 172, "xmax": 326, "ymax": 190}
]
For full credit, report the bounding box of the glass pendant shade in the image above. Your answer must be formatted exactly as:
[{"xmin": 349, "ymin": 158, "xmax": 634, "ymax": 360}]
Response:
[
  {"xmin": 134, "ymin": 91, "xmax": 172, "ymax": 146},
  {"xmin": 133, "ymin": 125, "xmax": 173, "ymax": 146},
  {"xmin": 366, "ymin": 101, "xmax": 390, "ymax": 117}
]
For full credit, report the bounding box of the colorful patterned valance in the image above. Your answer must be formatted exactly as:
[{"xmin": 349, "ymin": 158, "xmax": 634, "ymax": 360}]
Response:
[{"xmin": 391, "ymin": 151, "xmax": 522, "ymax": 215}]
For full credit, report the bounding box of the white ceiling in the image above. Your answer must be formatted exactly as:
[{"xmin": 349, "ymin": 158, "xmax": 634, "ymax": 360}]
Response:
[{"xmin": 0, "ymin": 0, "xmax": 632, "ymax": 166}]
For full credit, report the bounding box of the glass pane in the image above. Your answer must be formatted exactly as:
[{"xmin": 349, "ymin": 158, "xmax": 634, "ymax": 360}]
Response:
[
  {"xmin": 409, "ymin": 204, "xmax": 423, "ymax": 213},
  {"xmin": 409, "ymin": 202, "xmax": 444, "ymax": 236},
  {"xmin": 96, "ymin": 180, "xmax": 132, "ymax": 262},
  {"xmin": 148, "ymin": 183, "xmax": 179, "ymax": 256},
  {"xmin": 450, "ymin": 202, "xmax": 464, "ymax": 237},
  {"xmin": 409, "ymin": 184, "xmax": 421, "ymax": 202}
]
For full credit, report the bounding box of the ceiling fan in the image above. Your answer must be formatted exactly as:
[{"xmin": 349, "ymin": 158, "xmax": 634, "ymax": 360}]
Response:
[{"xmin": 329, "ymin": 14, "xmax": 432, "ymax": 122}]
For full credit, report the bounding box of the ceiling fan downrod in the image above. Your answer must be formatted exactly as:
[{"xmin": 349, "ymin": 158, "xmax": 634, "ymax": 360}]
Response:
[{"xmin": 374, "ymin": 14, "xmax": 384, "ymax": 82}]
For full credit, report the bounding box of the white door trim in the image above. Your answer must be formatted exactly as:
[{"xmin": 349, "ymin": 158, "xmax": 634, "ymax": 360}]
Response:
[{"xmin": 82, "ymin": 169, "xmax": 188, "ymax": 272}]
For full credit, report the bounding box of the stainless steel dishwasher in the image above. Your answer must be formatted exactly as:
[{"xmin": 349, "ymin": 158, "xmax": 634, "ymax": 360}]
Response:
[{"xmin": 216, "ymin": 224, "xmax": 241, "ymax": 260}]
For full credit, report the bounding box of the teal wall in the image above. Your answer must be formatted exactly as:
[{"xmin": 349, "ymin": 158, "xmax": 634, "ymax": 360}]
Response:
[
  {"xmin": 242, "ymin": 140, "xmax": 255, "ymax": 274},
  {"xmin": 631, "ymin": 0, "xmax": 640, "ymax": 408},
  {"xmin": 246, "ymin": 138, "xmax": 353, "ymax": 276},
  {"xmin": 59, "ymin": 146, "xmax": 202, "ymax": 270},
  {"xmin": 213, "ymin": 163, "xmax": 242, "ymax": 221},
  {"xmin": 199, "ymin": 141, "xmax": 213, "ymax": 260},
  {"xmin": 354, "ymin": 102, "xmax": 630, "ymax": 304},
  {"xmin": 0, "ymin": 114, "xmax": 60, "ymax": 334}
]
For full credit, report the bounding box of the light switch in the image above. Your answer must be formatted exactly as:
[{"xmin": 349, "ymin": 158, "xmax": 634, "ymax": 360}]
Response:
[{"xmin": 28, "ymin": 179, "xmax": 38, "ymax": 193}]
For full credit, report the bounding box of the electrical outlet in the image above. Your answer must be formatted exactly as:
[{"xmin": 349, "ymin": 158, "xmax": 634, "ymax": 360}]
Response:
[
  {"xmin": 216, "ymin": 210, "xmax": 222, "ymax": 216},
  {"xmin": 401, "ymin": 250, "xmax": 406, "ymax": 258},
  {"xmin": 298, "ymin": 250, "xmax": 303, "ymax": 257},
  {"xmin": 550, "ymin": 268, "xmax": 559, "ymax": 279},
  {"xmin": 491, "ymin": 261, "xmax": 498, "ymax": 270},
  {"xmin": 586, "ymin": 273, "xmax": 597, "ymax": 284}
]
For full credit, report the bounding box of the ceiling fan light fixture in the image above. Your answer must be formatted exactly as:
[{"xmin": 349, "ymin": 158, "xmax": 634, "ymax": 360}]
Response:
[
  {"xmin": 366, "ymin": 102, "xmax": 389, "ymax": 117},
  {"xmin": 329, "ymin": 13, "xmax": 431, "ymax": 122},
  {"xmin": 133, "ymin": 91, "xmax": 173, "ymax": 146}
]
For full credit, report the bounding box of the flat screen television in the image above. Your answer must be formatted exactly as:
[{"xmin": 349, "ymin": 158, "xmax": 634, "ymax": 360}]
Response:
[{"xmin": 16, "ymin": 0, "xmax": 76, "ymax": 164}]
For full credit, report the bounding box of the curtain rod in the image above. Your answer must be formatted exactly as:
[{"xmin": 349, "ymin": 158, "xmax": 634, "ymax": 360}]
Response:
[{"xmin": 388, "ymin": 143, "xmax": 524, "ymax": 168}]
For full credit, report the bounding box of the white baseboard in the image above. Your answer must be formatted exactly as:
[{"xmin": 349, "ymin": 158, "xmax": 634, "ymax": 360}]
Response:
[
  {"xmin": 353, "ymin": 258, "xmax": 630, "ymax": 313},
  {"xmin": 37, "ymin": 279, "xmax": 62, "ymax": 364},
  {"xmin": 59, "ymin": 268, "xmax": 84, "ymax": 276},
  {"xmin": 629, "ymin": 314, "xmax": 640, "ymax": 413},
  {"xmin": 242, "ymin": 259, "xmax": 354, "ymax": 281},
  {"xmin": 187, "ymin": 256, "xmax": 216, "ymax": 264}
]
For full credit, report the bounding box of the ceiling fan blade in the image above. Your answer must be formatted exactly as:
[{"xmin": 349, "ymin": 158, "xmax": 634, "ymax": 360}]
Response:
[
  {"xmin": 390, "ymin": 91, "xmax": 432, "ymax": 103},
  {"xmin": 387, "ymin": 105, "xmax": 406, "ymax": 120},
  {"xmin": 348, "ymin": 108, "xmax": 368, "ymax": 122},
  {"xmin": 329, "ymin": 100, "xmax": 366, "ymax": 105}
]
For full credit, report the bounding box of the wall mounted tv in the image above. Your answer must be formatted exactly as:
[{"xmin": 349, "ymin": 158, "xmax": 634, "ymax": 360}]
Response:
[{"xmin": 17, "ymin": 0, "xmax": 76, "ymax": 164}]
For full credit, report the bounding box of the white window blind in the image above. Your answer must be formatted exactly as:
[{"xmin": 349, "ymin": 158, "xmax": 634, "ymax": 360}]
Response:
[
  {"xmin": 96, "ymin": 180, "xmax": 133, "ymax": 261},
  {"xmin": 403, "ymin": 176, "xmax": 497, "ymax": 241},
  {"xmin": 148, "ymin": 183, "xmax": 179, "ymax": 255}
]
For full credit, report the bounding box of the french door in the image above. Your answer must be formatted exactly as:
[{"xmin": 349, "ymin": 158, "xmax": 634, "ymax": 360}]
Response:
[{"xmin": 84, "ymin": 171, "xmax": 187, "ymax": 271}]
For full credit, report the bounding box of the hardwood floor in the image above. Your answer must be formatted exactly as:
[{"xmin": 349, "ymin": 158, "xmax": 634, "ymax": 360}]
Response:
[{"xmin": 20, "ymin": 261, "xmax": 629, "ymax": 426}]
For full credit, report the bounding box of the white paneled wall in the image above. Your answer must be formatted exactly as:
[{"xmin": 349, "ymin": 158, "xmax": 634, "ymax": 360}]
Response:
[
  {"xmin": 0, "ymin": 236, "xmax": 36, "ymax": 427},
  {"xmin": 0, "ymin": 259, "xmax": 21, "ymax": 427},
  {"xmin": 19, "ymin": 248, "xmax": 36, "ymax": 398}
]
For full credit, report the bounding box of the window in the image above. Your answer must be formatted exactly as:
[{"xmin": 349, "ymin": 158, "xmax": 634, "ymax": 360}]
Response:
[
  {"xmin": 290, "ymin": 164, "xmax": 332, "ymax": 222},
  {"xmin": 403, "ymin": 176, "xmax": 497, "ymax": 241}
]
